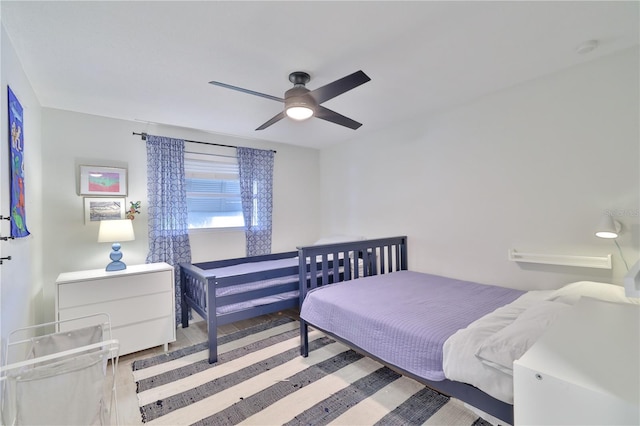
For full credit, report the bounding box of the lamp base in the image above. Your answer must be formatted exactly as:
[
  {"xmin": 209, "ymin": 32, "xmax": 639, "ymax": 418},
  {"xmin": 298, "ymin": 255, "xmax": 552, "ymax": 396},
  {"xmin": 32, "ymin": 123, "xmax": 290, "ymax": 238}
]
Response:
[
  {"xmin": 106, "ymin": 261, "xmax": 127, "ymax": 271},
  {"xmin": 105, "ymin": 242, "xmax": 127, "ymax": 271}
]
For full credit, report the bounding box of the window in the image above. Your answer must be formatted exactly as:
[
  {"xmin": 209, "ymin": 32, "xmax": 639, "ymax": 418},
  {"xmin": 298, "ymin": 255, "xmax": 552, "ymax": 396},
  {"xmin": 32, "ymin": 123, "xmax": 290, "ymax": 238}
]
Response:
[{"xmin": 184, "ymin": 153, "xmax": 244, "ymax": 229}]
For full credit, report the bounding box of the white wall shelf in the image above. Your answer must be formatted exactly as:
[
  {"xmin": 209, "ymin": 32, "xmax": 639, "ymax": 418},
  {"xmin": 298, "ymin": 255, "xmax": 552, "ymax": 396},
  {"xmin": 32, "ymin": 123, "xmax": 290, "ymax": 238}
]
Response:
[{"xmin": 508, "ymin": 249, "xmax": 612, "ymax": 269}]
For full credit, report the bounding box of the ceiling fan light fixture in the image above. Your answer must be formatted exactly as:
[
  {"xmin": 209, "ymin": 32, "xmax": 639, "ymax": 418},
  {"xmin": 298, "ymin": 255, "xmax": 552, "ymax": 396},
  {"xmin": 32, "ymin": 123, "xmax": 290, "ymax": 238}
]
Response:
[
  {"xmin": 284, "ymin": 87, "xmax": 315, "ymax": 121},
  {"xmin": 286, "ymin": 105, "xmax": 314, "ymax": 120}
]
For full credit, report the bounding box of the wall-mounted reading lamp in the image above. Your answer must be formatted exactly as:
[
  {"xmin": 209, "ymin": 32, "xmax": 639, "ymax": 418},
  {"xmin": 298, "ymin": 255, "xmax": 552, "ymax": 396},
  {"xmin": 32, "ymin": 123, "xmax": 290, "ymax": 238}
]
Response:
[
  {"xmin": 595, "ymin": 214, "xmax": 640, "ymax": 297},
  {"xmin": 595, "ymin": 214, "xmax": 629, "ymax": 272},
  {"xmin": 595, "ymin": 214, "xmax": 621, "ymax": 239}
]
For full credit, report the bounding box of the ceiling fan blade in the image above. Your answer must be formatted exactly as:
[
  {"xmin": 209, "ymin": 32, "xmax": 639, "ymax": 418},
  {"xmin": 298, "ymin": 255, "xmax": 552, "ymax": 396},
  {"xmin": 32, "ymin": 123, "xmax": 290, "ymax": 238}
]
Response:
[
  {"xmin": 314, "ymin": 105, "xmax": 362, "ymax": 130},
  {"xmin": 209, "ymin": 81, "xmax": 284, "ymax": 103},
  {"xmin": 308, "ymin": 70, "xmax": 371, "ymax": 104},
  {"xmin": 256, "ymin": 111, "xmax": 286, "ymax": 130}
]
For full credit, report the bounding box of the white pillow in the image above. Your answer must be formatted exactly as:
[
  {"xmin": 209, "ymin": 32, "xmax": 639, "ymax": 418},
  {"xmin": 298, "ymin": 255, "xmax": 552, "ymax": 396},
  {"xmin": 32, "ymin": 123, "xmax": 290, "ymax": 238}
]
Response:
[
  {"xmin": 545, "ymin": 281, "xmax": 640, "ymax": 306},
  {"xmin": 313, "ymin": 235, "xmax": 365, "ymax": 245},
  {"xmin": 475, "ymin": 301, "xmax": 571, "ymax": 375}
]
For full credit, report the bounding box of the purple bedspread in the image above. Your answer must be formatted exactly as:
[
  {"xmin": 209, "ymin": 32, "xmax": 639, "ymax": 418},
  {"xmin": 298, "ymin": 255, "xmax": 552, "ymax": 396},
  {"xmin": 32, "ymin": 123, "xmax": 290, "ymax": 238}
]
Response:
[{"xmin": 300, "ymin": 270, "xmax": 524, "ymax": 381}]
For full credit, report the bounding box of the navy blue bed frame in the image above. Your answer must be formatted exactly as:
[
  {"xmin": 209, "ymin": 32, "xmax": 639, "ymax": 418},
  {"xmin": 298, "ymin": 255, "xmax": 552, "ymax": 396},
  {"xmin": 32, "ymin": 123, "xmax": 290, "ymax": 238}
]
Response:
[
  {"xmin": 297, "ymin": 235, "xmax": 514, "ymax": 425},
  {"xmin": 180, "ymin": 248, "xmax": 343, "ymax": 364},
  {"xmin": 180, "ymin": 251, "xmax": 300, "ymax": 363}
]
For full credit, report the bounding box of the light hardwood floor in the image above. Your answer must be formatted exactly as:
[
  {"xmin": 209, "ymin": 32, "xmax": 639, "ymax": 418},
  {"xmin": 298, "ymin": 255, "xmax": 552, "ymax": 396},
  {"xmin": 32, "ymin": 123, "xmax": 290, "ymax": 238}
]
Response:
[{"xmin": 114, "ymin": 310, "xmax": 299, "ymax": 425}]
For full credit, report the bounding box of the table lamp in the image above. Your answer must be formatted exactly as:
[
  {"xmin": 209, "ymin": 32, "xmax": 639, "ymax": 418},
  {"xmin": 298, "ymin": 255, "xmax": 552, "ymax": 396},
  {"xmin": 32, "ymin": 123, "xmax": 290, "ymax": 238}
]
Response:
[{"xmin": 98, "ymin": 219, "xmax": 135, "ymax": 271}]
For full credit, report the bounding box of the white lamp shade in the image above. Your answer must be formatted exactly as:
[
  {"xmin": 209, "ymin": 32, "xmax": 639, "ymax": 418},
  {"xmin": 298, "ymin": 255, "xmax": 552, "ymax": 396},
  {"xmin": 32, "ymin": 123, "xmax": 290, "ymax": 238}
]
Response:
[
  {"xmin": 98, "ymin": 219, "xmax": 135, "ymax": 243},
  {"xmin": 595, "ymin": 214, "xmax": 621, "ymax": 239}
]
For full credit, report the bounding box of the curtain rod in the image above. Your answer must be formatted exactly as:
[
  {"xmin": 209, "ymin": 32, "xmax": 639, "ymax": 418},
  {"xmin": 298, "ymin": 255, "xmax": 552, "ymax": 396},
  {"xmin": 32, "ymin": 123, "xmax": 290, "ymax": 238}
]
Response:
[{"xmin": 132, "ymin": 132, "xmax": 276, "ymax": 153}]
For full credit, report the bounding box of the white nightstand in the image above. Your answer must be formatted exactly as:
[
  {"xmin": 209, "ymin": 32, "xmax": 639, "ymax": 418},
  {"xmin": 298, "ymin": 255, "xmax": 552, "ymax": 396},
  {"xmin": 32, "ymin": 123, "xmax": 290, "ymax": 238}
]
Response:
[
  {"xmin": 55, "ymin": 262, "xmax": 176, "ymax": 356},
  {"xmin": 513, "ymin": 297, "xmax": 639, "ymax": 425}
]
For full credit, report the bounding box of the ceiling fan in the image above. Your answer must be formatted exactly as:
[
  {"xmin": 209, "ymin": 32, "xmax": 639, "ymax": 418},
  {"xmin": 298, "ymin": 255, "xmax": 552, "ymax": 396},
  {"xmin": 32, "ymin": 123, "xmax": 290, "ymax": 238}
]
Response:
[{"xmin": 209, "ymin": 70, "xmax": 371, "ymax": 131}]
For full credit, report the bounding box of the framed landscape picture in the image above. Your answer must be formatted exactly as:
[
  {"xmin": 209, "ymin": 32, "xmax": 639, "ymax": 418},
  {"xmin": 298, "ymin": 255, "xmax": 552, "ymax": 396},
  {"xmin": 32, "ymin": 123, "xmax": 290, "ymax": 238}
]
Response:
[
  {"xmin": 80, "ymin": 165, "xmax": 127, "ymax": 196},
  {"xmin": 84, "ymin": 197, "xmax": 125, "ymax": 223}
]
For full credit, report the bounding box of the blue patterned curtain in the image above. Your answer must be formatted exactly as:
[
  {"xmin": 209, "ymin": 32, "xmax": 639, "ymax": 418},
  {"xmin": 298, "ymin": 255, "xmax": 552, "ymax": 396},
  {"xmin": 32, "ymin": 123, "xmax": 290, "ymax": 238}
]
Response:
[
  {"xmin": 237, "ymin": 147, "xmax": 274, "ymax": 256},
  {"xmin": 146, "ymin": 135, "xmax": 192, "ymax": 325}
]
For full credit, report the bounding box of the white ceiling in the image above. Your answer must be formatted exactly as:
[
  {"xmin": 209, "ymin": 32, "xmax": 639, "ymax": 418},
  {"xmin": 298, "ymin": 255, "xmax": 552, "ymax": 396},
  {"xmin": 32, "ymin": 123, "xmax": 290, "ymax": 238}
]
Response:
[{"xmin": 2, "ymin": 1, "xmax": 638, "ymax": 150}]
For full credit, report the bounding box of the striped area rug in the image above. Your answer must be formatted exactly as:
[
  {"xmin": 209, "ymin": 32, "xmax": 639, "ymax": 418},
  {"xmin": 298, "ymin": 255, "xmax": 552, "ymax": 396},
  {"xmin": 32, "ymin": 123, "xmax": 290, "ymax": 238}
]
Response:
[{"xmin": 132, "ymin": 318, "xmax": 493, "ymax": 426}]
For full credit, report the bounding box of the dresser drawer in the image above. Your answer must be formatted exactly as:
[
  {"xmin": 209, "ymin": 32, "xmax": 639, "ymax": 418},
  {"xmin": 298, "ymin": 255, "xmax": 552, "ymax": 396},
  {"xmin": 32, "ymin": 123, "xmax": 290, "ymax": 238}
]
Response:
[
  {"xmin": 60, "ymin": 314, "xmax": 175, "ymax": 356},
  {"xmin": 58, "ymin": 291, "xmax": 173, "ymax": 328},
  {"xmin": 58, "ymin": 270, "xmax": 172, "ymax": 309},
  {"xmin": 113, "ymin": 317, "xmax": 176, "ymax": 355}
]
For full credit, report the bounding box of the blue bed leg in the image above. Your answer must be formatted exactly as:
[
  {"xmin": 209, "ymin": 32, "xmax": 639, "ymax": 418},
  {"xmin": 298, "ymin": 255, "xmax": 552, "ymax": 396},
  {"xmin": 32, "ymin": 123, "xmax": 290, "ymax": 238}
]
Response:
[
  {"xmin": 181, "ymin": 305, "xmax": 189, "ymax": 329},
  {"xmin": 300, "ymin": 319, "xmax": 309, "ymax": 357},
  {"xmin": 181, "ymin": 268, "xmax": 189, "ymax": 329},
  {"xmin": 207, "ymin": 278, "xmax": 218, "ymax": 364},
  {"xmin": 208, "ymin": 325, "xmax": 218, "ymax": 364}
]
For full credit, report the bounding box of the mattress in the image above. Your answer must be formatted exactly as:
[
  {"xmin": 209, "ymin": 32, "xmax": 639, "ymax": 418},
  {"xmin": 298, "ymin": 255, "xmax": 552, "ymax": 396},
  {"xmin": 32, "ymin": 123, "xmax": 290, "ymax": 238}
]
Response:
[{"xmin": 300, "ymin": 270, "xmax": 524, "ymax": 381}]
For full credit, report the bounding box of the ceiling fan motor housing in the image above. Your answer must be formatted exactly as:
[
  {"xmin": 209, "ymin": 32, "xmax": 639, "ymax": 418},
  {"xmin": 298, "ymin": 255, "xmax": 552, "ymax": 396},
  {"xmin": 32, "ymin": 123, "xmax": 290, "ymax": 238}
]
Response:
[{"xmin": 285, "ymin": 86, "xmax": 316, "ymax": 110}]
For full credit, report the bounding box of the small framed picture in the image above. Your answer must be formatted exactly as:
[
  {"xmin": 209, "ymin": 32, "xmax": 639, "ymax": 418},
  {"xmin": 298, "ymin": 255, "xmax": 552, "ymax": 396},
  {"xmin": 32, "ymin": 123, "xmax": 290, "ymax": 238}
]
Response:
[
  {"xmin": 79, "ymin": 165, "xmax": 127, "ymax": 196},
  {"xmin": 84, "ymin": 197, "xmax": 125, "ymax": 223}
]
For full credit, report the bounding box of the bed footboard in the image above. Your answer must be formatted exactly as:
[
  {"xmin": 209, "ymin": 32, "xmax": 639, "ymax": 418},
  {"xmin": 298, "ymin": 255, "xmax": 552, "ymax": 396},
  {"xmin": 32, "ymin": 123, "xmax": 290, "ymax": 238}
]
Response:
[{"xmin": 298, "ymin": 236, "xmax": 408, "ymax": 356}]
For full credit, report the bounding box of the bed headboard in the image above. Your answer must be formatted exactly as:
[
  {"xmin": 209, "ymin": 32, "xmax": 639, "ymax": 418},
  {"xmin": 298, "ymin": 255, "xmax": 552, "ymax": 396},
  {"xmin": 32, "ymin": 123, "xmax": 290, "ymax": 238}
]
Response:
[{"xmin": 297, "ymin": 236, "xmax": 408, "ymax": 303}]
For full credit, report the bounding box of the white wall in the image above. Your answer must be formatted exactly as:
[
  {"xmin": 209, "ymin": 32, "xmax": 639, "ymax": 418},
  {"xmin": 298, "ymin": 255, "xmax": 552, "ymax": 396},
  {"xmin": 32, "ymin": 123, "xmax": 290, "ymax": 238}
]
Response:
[
  {"xmin": 320, "ymin": 47, "xmax": 640, "ymax": 290},
  {"xmin": 5, "ymin": 17, "xmax": 638, "ymax": 338},
  {"xmin": 40, "ymin": 111, "xmax": 321, "ymax": 322},
  {"xmin": 0, "ymin": 24, "xmax": 44, "ymax": 346}
]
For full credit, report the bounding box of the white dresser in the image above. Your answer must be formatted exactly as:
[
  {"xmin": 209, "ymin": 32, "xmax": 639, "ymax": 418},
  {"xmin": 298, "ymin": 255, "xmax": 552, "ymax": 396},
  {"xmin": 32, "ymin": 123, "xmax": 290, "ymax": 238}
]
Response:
[
  {"xmin": 55, "ymin": 262, "xmax": 176, "ymax": 356},
  {"xmin": 513, "ymin": 297, "xmax": 639, "ymax": 425}
]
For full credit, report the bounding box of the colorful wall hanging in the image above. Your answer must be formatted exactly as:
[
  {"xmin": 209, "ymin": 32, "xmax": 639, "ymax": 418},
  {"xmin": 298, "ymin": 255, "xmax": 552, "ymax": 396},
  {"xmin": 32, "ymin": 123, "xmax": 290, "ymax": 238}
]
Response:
[
  {"xmin": 8, "ymin": 87, "xmax": 29, "ymax": 238},
  {"xmin": 84, "ymin": 197, "xmax": 125, "ymax": 224},
  {"xmin": 126, "ymin": 201, "xmax": 141, "ymax": 220},
  {"xmin": 79, "ymin": 165, "xmax": 127, "ymax": 196}
]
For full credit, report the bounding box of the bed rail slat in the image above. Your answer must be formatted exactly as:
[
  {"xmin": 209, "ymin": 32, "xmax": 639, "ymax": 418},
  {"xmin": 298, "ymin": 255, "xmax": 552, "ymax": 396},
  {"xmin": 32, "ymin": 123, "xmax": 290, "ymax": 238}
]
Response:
[{"xmin": 344, "ymin": 250, "xmax": 352, "ymax": 280}]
